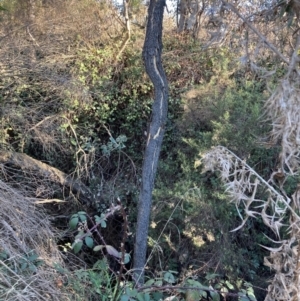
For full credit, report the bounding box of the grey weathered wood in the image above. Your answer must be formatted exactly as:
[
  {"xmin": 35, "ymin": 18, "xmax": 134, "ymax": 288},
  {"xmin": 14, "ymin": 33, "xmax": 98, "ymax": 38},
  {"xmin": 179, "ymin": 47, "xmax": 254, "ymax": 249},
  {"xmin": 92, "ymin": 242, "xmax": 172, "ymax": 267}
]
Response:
[{"xmin": 133, "ymin": 0, "xmax": 169, "ymax": 285}]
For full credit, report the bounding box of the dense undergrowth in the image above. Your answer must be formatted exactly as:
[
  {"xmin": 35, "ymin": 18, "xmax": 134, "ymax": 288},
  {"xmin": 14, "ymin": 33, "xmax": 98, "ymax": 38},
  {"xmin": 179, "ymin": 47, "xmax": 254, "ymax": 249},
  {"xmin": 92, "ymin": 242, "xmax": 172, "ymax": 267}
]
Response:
[{"xmin": 0, "ymin": 0, "xmax": 286, "ymax": 300}]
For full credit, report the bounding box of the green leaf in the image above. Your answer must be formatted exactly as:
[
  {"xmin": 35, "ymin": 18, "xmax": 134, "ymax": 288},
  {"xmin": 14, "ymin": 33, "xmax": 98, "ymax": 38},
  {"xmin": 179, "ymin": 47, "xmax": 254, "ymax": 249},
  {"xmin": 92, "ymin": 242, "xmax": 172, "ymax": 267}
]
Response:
[
  {"xmin": 205, "ymin": 273, "xmax": 220, "ymax": 281},
  {"xmin": 186, "ymin": 279, "xmax": 203, "ymax": 288},
  {"xmin": 125, "ymin": 287, "xmax": 137, "ymax": 297},
  {"xmin": 35, "ymin": 259, "xmax": 44, "ymax": 268},
  {"xmin": 53, "ymin": 263, "xmax": 66, "ymax": 274},
  {"xmin": 163, "ymin": 271, "xmax": 175, "ymax": 284},
  {"xmin": 144, "ymin": 279, "xmax": 155, "ymax": 286},
  {"xmin": 120, "ymin": 295, "xmax": 129, "ymax": 301},
  {"xmin": 72, "ymin": 241, "xmax": 83, "ymax": 253},
  {"xmin": 279, "ymin": 4, "xmax": 287, "ymax": 18},
  {"xmin": 85, "ymin": 236, "xmax": 94, "ymax": 248},
  {"xmin": 109, "ymin": 136, "xmax": 117, "ymax": 144},
  {"xmin": 101, "ymin": 220, "xmax": 107, "ymax": 228},
  {"xmin": 0, "ymin": 251, "xmax": 8, "ymax": 260},
  {"xmin": 152, "ymin": 292, "xmax": 163, "ymax": 301},
  {"xmin": 144, "ymin": 293, "xmax": 150, "ymax": 301},
  {"xmin": 94, "ymin": 215, "xmax": 101, "ymax": 223},
  {"xmin": 200, "ymin": 290, "xmax": 207, "ymax": 298},
  {"xmin": 239, "ymin": 295, "xmax": 251, "ymax": 301},
  {"xmin": 93, "ymin": 245, "xmax": 104, "ymax": 252},
  {"xmin": 75, "ymin": 230, "xmax": 85, "ymax": 239},
  {"xmin": 287, "ymin": 12, "xmax": 294, "ymax": 27},
  {"xmin": 69, "ymin": 217, "xmax": 79, "ymax": 230},
  {"xmin": 78, "ymin": 214, "xmax": 87, "ymax": 222},
  {"xmin": 243, "ymin": 288, "xmax": 257, "ymax": 301},
  {"xmin": 136, "ymin": 292, "xmax": 145, "ymax": 301},
  {"xmin": 210, "ymin": 290, "xmax": 220, "ymax": 301},
  {"xmin": 28, "ymin": 253, "xmax": 38, "ymax": 262},
  {"xmin": 29, "ymin": 264, "xmax": 37, "ymax": 272},
  {"xmin": 21, "ymin": 262, "xmax": 28, "ymax": 270},
  {"xmin": 124, "ymin": 253, "xmax": 131, "ymax": 264},
  {"xmin": 70, "ymin": 138, "xmax": 77, "ymax": 146},
  {"xmin": 225, "ymin": 280, "xmax": 234, "ymax": 290},
  {"xmin": 186, "ymin": 289, "xmax": 201, "ymax": 301}
]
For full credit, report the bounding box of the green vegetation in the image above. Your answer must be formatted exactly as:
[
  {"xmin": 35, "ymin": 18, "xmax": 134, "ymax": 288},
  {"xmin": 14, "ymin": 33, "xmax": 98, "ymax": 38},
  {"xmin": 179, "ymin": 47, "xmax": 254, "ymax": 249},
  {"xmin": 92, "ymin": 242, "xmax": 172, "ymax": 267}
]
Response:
[{"xmin": 0, "ymin": 0, "xmax": 298, "ymax": 300}]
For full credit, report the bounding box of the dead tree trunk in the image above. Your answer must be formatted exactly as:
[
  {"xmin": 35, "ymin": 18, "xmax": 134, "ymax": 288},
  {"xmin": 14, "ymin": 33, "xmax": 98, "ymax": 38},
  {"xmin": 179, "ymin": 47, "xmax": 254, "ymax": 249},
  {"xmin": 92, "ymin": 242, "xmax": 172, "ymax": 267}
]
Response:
[
  {"xmin": 0, "ymin": 151, "xmax": 92, "ymax": 205},
  {"xmin": 133, "ymin": 0, "xmax": 168, "ymax": 285}
]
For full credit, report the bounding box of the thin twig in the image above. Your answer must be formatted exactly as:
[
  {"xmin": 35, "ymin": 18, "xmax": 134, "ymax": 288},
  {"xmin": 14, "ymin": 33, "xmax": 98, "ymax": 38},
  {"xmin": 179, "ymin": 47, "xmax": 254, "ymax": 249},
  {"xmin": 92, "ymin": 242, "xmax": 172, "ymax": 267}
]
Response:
[{"xmin": 221, "ymin": 0, "xmax": 289, "ymax": 65}]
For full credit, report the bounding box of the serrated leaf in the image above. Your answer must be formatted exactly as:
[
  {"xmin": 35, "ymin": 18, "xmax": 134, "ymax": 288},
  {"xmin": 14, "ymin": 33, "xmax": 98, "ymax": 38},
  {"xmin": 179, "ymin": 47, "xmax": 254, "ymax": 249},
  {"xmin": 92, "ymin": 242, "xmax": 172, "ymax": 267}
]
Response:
[
  {"xmin": 85, "ymin": 236, "xmax": 94, "ymax": 248},
  {"xmin": 69, "ymin": 217, "xmax": 79, "ymax": 230},
  {"xmin": 72, "ymin": 241, "xmax": 83, "ymax": 253}
]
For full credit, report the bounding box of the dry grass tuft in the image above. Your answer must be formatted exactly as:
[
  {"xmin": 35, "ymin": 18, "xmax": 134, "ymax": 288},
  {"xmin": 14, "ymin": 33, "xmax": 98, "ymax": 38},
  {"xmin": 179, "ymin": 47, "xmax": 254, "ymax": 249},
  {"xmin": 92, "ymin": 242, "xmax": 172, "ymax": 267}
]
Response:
[
  {"xmin": 0, "ymin": 179, "xmax": 67, "ymax": 301},
  {"xmin": 264, "ymin": 77, "xmax": 300, "ymax": 174}
]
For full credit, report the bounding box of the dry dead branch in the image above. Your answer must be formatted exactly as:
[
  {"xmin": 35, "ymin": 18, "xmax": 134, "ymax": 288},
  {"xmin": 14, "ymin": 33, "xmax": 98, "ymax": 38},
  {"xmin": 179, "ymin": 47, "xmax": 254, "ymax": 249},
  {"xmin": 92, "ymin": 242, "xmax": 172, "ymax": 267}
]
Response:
[
  {"xmin": 201, "ymin": 145, "xmax": 300, "ymax": 301},
  {"xmin": 0, "ymin": 150, "xmax": 92, "ymax": 205}
]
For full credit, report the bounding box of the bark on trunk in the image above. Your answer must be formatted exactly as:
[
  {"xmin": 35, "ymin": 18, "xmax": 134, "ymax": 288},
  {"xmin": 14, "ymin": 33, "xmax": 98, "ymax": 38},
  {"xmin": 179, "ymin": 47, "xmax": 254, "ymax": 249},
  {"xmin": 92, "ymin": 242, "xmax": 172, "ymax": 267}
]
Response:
[{"xmin": 133, "ymin": 0, "xmax": 168, "ymax": 285}]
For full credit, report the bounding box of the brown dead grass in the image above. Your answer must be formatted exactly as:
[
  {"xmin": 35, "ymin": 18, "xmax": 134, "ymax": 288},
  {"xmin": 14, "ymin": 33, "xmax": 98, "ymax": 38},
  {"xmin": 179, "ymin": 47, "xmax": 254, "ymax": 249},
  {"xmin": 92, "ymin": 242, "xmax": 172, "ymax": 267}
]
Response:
[{"xmin": 0, "ymin": 179, "xmax": 66, "ymax": 301}]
